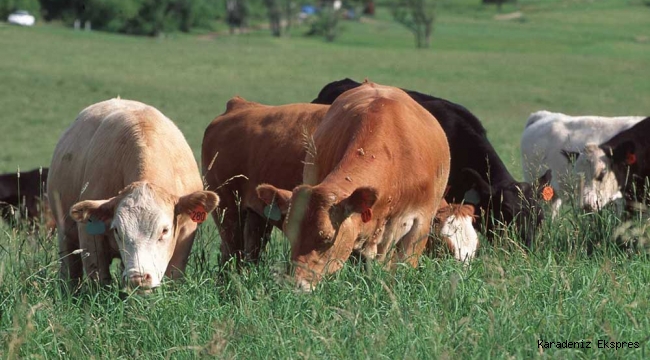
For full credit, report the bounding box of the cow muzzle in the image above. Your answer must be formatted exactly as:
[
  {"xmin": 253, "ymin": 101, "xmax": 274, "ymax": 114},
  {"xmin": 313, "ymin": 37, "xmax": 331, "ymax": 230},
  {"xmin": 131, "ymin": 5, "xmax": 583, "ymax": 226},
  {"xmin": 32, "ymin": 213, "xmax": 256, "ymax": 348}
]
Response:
[{"xmin": 126, "ymin": 272, "xmax": 155, "ymax": 291}]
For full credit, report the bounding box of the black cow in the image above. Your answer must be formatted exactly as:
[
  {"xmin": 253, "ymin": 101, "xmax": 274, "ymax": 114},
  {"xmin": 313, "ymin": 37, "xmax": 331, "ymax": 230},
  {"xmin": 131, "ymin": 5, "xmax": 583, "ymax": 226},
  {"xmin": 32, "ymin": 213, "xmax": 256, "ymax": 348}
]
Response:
[
  {"xmin": 598, "ymin": 117, "xmax": 650, "ymax": 207},
  {"xmin": 0, "ymin": 167, "xmax": 50, "ymax": 227},
  {"xmin": 312, "ymin": 78, "xmax": 552, "ymax": 246}
]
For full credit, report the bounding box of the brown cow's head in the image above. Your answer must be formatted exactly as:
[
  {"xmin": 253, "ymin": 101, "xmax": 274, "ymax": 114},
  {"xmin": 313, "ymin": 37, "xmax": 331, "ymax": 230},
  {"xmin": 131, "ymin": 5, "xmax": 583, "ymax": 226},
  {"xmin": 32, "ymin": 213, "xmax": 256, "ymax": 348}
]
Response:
[
  {"xmin": 70, "ymin": 182, "xmax": 218, "ymax": 290},
  {"xmin": 257, "ymin": 183, "xmax": 377, "ymax": 291}
]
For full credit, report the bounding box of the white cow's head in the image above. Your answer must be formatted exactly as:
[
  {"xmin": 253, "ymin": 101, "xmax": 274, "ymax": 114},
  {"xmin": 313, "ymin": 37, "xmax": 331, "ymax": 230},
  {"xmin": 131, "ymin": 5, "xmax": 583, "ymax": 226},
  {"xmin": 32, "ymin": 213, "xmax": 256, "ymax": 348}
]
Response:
[
  {"xmin": 70, "ymin": 182, "xmax": 219, "ymax": 290},
  {"xmin": 434, "ymin": 203, "xmax": 478, "ymax": 262},
  {"xmin": 570, "ymin": 144, "xmax": 622, "ymax": 211}
]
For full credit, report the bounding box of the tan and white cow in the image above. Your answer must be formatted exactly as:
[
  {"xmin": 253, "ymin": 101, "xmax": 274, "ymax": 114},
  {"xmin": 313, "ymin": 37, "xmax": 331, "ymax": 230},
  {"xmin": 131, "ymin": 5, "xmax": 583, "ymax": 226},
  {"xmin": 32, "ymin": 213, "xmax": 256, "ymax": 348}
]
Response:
[
  {"xmin": 257, "ymin": 82, "xmax": 451, "ymax": 291},
  {"xmin": 48, "ymin": 99, "xmax": 219, "ymax": 291}
]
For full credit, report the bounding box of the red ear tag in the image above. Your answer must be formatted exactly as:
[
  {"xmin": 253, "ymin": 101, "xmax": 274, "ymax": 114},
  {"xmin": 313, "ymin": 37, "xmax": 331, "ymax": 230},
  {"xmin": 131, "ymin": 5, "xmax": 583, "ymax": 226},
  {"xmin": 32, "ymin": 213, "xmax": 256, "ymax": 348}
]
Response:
[
  {"xmin": 626, "ymin": 152, "xmax": 636, "ymax": 165},
  {"xmin": 361, "ymin": 208, "xmax": 372, "ymax": 223},
  {"xmin": 541, "ymin": 186, "xmax": 554, "ymax": 202},
  {"xmin": 190, "ymin": 205, "xmax": 207, "ymax": 223}
]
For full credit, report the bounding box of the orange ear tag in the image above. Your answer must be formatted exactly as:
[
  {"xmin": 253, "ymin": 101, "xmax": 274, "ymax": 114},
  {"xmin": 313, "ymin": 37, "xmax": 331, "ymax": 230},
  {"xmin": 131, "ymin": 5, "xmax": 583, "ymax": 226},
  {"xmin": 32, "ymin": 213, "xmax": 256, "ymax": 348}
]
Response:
[
  {"xmin": 190, "ymin": 205, "xmax": 208, "ymax": 223},
  {"xmin": 626, "ymin": 152, "xmax": 636, "ymax": 165},
  {"xmin": 361, "ymin": 208, "xmax": 372, "ymax": 223},
  {"xmin": 541, "ymin": 186, "xmax": 554, "ymax": 202}
]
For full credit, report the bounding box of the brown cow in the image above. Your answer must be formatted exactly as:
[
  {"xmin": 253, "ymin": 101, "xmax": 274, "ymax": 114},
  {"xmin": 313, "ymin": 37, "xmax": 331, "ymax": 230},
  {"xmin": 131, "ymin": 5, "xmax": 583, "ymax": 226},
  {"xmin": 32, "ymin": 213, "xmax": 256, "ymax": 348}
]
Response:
[
  {"xmin": 202, "ymin": 97, "xmax": 330, "ymax": 264},
  {"xmin": 257, "ymin": 82, "xmax": 451, "ymax": 290},
  {"xmin": 202, "ymin": 96, "xmax": 478, "ymax": 267},
  {"xmin": 48, "ymin": 99, "xmax": 219, "ymax": 291}
]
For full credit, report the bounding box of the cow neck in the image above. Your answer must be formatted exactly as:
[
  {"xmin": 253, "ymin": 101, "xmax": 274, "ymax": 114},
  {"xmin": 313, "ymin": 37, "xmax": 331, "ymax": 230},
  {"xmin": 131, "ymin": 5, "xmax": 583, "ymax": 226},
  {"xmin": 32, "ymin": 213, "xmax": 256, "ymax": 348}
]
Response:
[{"xmin": 462, "ymin": 129, "xmax": 516, "ymax": 189}]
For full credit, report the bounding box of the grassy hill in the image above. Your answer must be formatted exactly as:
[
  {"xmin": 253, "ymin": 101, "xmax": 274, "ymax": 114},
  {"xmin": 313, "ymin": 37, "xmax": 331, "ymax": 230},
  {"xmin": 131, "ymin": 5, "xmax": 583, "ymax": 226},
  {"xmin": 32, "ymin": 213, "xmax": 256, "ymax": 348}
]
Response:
[{"xmin": 1, "ymin": 1, "xmax": 649, "ymax": 358}]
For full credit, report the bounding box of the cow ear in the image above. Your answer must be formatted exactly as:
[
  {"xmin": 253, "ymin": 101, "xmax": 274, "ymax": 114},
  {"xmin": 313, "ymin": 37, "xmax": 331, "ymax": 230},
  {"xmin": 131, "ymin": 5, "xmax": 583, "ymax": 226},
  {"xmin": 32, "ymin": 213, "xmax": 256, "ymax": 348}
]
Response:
[
  {"xmin": 70, "ymin": 198, "xmax": 116, "ymax": 223},
  {"xmin": 609, "ymin": 141, "xmax": 636, "ymax": 165},
  {"xmin": 177, "ymin": 190, "xmax": 220, "ymax": 218},
  {"xmin": 256, "ymin": 184, "xmax": 292, "ymax": 214},
  {"xmin": 337, "ymin": 187, "xmax": 378, "ymax": 222},
  {"xmin": 560, "ymin": 150, "xmax": 580, "ymax": 164},
  {"xmin": 535, "ymin": 169, "xmax": 554, "ymax": 201}
]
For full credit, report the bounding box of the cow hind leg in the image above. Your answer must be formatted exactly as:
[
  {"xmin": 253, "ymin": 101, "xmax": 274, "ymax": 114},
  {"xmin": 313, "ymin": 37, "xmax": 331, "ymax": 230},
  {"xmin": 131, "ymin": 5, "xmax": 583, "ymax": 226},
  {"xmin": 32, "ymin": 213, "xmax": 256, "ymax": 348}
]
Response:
[{"xmin": 395, "ymin": 217, "xmax": 430, "ymax": 268}]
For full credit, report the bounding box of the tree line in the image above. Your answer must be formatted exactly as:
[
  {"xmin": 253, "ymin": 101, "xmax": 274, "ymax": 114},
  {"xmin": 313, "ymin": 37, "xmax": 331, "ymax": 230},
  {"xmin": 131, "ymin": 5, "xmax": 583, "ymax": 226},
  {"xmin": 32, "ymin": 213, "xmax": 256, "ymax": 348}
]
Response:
[{"xmin": 2, "ymin": 0, "xmax": 513, "ymax": 48}]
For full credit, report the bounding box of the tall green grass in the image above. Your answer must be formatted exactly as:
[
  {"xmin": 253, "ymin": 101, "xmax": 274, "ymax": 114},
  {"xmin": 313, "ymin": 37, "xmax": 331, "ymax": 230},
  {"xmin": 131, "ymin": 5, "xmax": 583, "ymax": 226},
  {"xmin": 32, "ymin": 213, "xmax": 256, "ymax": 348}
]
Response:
[{"xmin": 1, "ymin": 0, "xmax": 650, "ymax": 358}]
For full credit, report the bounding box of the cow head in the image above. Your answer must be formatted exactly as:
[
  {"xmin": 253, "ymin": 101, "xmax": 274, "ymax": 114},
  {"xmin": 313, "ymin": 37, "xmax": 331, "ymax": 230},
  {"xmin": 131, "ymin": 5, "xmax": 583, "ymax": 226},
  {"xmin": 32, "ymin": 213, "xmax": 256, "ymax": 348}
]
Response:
[
  {"xmin": 462, "ymin": 168, "xmax": 552, "ymax": 246},
  {"xmin": 434, "ymin": 203, "xmax": 478, "ymax": 262},
  {"xmin": 257, "ymin": 183, "xmax": 377, "ymax": 291},
  {"xmin": 70, "ymin": 182, "xmax": 219, "ymax": 291},
  {"xmin": 571, "ymin": 143, "xmax": 624, "ymax": 211}
]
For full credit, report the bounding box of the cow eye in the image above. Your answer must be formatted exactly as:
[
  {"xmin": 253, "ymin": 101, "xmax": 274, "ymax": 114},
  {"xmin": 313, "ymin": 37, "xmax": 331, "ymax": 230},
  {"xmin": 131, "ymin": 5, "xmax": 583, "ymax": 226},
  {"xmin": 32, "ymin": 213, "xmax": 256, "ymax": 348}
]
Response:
[
  {"xmin": 596, "ymin": 169, "xmax": 607, "ymax": 181},
  {"xmin": 162, "ymin": 228, "xmax": 169, "ymax": 236}
]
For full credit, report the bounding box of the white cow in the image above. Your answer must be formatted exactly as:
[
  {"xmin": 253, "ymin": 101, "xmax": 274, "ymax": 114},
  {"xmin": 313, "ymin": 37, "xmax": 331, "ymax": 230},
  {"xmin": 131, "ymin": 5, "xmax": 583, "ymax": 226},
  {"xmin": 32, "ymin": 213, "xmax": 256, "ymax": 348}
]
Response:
[
  {"xmin": 520, "ymin": 110, "xmax": 644, "ymax": 216},
  {"xmin": 49, "ymin": 99, "xmax": 219, "ymax": 291}
]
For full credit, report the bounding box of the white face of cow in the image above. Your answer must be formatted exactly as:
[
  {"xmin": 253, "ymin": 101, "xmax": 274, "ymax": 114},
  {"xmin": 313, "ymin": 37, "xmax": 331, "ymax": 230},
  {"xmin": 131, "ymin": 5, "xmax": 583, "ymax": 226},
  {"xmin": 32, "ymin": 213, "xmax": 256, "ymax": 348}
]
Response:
[
  {"xmin": 573, "ymin": 144, "xmax": 622, "ymax": 211},
  {"xmin": 69, "ymin": 182, "xmax": 220, "ymax": 292},
  {"xmin": 111, "ymin": 185, "xmax": 175, "ymax": 289},
  {"xmin": 440, "ymin": 214, "xmax": 478, "ymax": 263}
]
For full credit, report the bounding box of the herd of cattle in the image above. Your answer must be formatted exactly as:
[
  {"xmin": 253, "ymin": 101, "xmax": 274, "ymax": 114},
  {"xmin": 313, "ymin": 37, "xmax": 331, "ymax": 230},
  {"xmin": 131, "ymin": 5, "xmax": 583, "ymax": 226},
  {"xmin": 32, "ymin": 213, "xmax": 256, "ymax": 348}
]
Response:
[{"xmin": 1, "ymin": 78, "xmax": 648, "ymax": 292}]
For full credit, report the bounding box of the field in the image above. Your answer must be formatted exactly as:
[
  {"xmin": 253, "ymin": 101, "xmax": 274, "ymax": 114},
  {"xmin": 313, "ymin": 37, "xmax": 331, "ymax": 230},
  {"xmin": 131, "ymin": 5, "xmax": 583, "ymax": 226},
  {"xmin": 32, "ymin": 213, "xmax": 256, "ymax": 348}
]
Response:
[{"xmin": 1, "ymin": 0, "xmax": 650, "ymax": 358}]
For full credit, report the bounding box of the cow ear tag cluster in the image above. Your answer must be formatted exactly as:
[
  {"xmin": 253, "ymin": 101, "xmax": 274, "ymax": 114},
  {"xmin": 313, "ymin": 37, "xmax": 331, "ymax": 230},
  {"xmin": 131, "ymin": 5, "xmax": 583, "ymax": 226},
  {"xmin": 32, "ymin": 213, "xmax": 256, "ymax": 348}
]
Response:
[
  {"xmin": 190, "ymin": 205, "xmax": 208, "ymax": 223},
  {"xmin": 264, "ymin": 203, "xmax": 282, "ymax": 221},
  {"xmin": 626, "ymin": 152, "xmax": 637, "ymax": 165},
  {"xmin": 86, "ymin": 216, "xmax": 106, "ymax": 235}
]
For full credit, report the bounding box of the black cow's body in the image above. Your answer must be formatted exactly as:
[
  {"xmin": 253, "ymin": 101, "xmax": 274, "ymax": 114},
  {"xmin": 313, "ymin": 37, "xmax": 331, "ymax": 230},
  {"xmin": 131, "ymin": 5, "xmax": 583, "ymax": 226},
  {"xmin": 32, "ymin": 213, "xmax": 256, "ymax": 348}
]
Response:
[
  {"xmin": 312, "ymin": 78, "xmax": 551, "ymax": 245},
  {"xmin": 0, "ymin": 168, "xmax": 49, "ymax": 225}
]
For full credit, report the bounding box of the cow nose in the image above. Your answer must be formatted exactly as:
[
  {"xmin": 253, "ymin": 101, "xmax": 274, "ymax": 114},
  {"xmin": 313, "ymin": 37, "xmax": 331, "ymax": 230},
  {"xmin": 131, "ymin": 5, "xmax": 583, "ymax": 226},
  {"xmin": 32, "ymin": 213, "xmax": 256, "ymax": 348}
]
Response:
[{"xmin": 128, "ymin": 273, "xmax": 152, "ymax": 289}]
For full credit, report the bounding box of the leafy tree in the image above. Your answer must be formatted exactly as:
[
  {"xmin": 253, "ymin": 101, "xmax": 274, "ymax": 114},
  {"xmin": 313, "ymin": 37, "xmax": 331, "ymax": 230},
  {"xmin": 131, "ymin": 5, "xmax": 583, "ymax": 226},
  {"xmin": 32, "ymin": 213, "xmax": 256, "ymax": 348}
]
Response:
[
  {"xmin": 263, "ymin": 0, "xmax": 281, "ymax": 36},
  {"xmin": 391, "ymin": 0, "xmax": 437, "ymax": 49}
]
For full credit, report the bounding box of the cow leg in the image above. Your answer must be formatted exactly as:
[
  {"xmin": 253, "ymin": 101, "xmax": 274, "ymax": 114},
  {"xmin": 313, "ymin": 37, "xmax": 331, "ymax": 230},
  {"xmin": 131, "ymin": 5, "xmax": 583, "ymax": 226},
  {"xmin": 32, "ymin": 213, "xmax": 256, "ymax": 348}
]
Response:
[
  {"xmin": 395, "ymin": 217, "xmax": 430, "ymax": 268},
  {"xmin": 58, "ymin": 219, "xmax": 83, "ymax": 290},
  {"xmin": 78, "ymin": 231, "xmax": 112, "ymax": 286},
  {"xmin": 166, "ymin": 222, "xmax": 198, "ymax": 280},
  {"xmin": 216, "ymin": 198, "xmax": 245, "ymax": 266},
  {"xmin": 243, "ymin": 210, "xmax": 272, "ymax": 262}
]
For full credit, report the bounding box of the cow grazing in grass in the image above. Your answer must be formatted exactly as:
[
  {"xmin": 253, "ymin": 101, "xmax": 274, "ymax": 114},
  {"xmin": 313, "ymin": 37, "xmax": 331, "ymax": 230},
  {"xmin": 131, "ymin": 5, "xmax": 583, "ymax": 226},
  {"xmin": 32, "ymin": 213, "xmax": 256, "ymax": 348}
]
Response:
[
  {"xmin": 432, "ymin": 199, "xmax": 478, "ymax": 262},
  {"xmin": 521, "ymin": 110, "xmax": 645, "ymax": 216},
  {"xmin": 573, "ymin": 116, "xmax": 650, "ymax": 209},
  {"xmin": 257, "ymin": 82, "xmax": 451, "ymax": 291},
  {"xmin": 202, "ymin": 97, "xmax": 330, "ymax": 264},
  {"xmin": 0, "ymin": 167, "xmax": 54, "ymax": 228},
  {"xmin": 202, "ymin": 96, "xmax": 477, "ymax": 266},
  {"xmin": 48, "ymin": 99, "xmax": 219, "ymax": 291},
  {"xmin": 313, "ymin": 78, "xmax": 552, "ymax": 247}
]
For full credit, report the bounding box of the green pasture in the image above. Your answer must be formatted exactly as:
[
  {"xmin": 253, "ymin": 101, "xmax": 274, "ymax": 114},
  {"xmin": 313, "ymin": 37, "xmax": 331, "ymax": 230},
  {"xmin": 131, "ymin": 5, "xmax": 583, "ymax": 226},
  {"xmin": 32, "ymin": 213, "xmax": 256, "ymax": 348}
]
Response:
[{"xmin": 1, "ymin": 0, "xmax": 650, "ymax": 358}]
